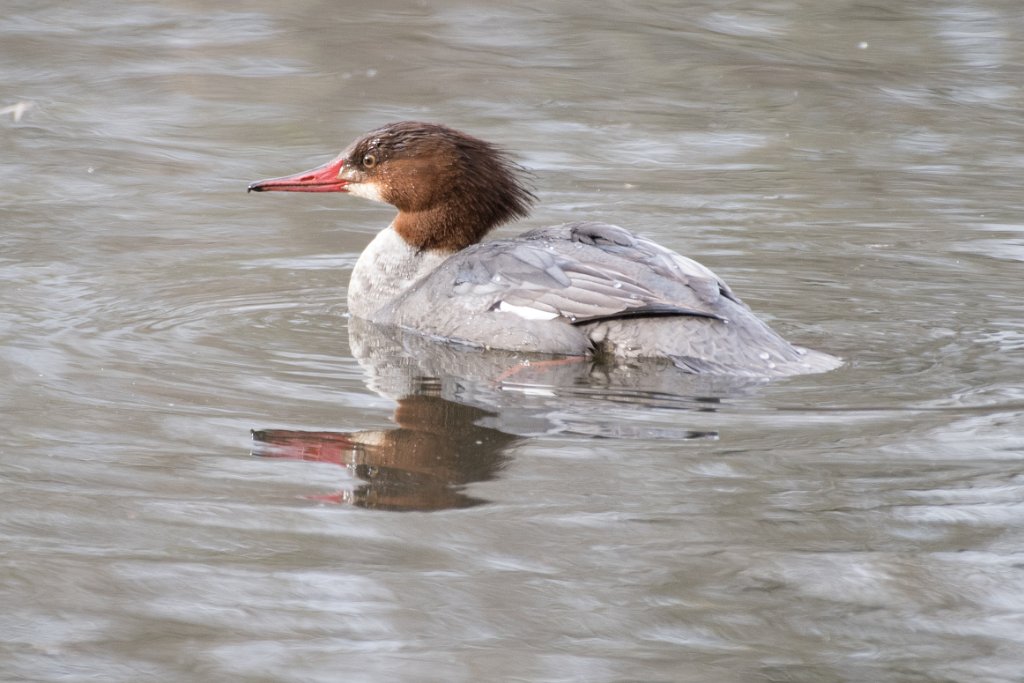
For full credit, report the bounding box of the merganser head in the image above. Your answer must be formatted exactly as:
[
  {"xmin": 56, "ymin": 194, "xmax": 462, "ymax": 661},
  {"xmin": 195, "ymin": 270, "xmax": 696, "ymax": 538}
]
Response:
[{"xmin": 249, "ymin": 121, "xmax": 536, "ymax": 251}]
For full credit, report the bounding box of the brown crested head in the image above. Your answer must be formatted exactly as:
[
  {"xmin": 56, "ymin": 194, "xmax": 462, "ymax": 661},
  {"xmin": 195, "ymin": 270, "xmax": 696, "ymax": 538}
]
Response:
[{"xmin": 338, "ymin": 122, "xmax": 536, "ymax": 251}]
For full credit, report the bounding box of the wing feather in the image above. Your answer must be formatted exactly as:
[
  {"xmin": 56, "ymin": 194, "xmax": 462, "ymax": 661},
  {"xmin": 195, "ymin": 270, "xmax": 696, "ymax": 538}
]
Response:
[{"xmin": 453, "ymin": 222, "xmax": 736, "ymax": 324}]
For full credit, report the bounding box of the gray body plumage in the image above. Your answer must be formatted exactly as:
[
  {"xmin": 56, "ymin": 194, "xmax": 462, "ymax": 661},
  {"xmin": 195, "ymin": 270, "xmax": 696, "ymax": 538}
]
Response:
[{"xmin": 367, "ymin": 221, "xmax": 840, "ymax": 377}]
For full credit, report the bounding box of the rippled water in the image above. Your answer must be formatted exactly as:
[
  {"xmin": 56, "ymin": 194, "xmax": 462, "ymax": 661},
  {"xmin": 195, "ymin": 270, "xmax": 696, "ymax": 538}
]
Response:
[{"xmin": 3, "ymin": 1, "xmax": 1024, "ymax": 681}]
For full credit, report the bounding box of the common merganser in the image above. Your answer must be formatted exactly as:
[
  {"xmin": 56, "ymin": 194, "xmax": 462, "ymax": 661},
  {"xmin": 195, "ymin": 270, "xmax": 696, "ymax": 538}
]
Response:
[{"xmin": 249, "ymin": 121, "xmax": 840, "ymax": 376}]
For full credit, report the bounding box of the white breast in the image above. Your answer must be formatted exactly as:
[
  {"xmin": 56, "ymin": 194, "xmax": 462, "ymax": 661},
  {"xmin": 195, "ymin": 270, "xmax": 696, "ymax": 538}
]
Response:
[{"xmin": 347, "ymin": 225, "xmax": 449, "ymax": 320}]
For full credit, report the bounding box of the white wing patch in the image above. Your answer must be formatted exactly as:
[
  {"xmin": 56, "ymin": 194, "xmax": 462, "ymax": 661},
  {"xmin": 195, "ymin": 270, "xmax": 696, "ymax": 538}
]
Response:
[{"xmin": 497, "ymin": 301, "xmax": 560, "ymax": 320}]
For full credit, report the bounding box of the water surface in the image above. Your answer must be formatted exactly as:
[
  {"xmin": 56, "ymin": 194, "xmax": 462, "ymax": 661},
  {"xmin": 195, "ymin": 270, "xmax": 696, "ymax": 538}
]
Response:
[{"xmin": 2, "ymin": 1, "xmax": 1024, "ymax": 681}]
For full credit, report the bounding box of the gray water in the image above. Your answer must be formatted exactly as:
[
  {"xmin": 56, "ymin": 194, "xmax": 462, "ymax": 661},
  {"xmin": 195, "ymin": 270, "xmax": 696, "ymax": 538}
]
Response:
[{"xmin": 3, "ymin": 1, "xmax": 1024, "ymax": 681}]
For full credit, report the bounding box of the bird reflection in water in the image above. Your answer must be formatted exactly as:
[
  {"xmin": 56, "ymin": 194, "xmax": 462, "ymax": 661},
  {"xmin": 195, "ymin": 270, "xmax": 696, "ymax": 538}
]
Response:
[
  {"xmin": 252, "ymin": 395, "xmax": 516, "ymax": 512},
  {"xmin": 251, "ymin": 317, "xmax": 745, "ymax": 512}
]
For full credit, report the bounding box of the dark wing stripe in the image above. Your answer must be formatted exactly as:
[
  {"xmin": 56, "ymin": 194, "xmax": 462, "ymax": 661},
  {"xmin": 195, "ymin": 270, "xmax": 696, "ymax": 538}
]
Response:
[{"xmin": 569, "ymin": 303, "xmax": 726, "ymax": 326}]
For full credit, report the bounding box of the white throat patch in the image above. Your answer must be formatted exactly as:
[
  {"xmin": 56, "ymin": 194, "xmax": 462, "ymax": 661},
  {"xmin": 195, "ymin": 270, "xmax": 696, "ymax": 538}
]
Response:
[{"xmin": 347, "ymin": 181, "xmax": 385, "ymax": 203}]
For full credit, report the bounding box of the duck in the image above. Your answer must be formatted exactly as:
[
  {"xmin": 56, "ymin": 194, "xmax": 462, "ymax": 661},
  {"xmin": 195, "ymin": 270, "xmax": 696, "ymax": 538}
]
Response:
[{"xmin": 248, "ymin": 121, "xmax": 840, "ymax": 376}]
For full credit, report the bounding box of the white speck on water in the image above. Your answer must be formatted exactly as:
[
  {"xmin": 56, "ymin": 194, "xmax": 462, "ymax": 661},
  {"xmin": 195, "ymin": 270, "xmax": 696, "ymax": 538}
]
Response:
[
  {"xmin": 87, "ymin": 167, "xmax": 94, "ymax": 174},
  {"xmin": 858, "ymin": 41, "xmax": 869, "ymax": 49},
  {"xmin": 759, "ymin": 351, "xmax": 771, "ymax": 360},
  {"xmin": 613, "ymin": 281, "xmax": 622, "ymax": 289},
  {"xmin": 0, "ymin": 100, "xmax": 33, "ymax": 121}
]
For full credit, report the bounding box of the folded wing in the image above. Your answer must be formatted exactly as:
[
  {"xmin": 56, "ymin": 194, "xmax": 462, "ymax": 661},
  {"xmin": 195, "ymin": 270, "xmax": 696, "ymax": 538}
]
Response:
[{"xmin": 450, "ymin": 221, "xmax": 739, "ymax": 325}]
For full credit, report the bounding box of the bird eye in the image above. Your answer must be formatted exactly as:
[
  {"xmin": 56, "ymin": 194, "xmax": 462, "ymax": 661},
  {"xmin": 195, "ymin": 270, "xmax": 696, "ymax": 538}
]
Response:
[{"xmin": 362, "ymin": 153, "xmax": 377, "ymax": 168}]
